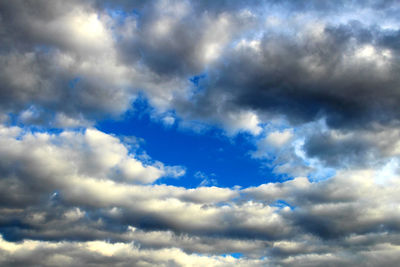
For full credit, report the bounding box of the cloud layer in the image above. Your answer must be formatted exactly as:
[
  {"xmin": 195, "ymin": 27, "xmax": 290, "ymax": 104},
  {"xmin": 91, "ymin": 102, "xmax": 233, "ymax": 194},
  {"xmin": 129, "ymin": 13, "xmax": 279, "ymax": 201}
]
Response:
[
  {"xmin": 0, "ymin": 125, "xmax": 400, "ymax": 266},
  {"xmin": 2, "ymin": 0, "xmax": 398, "ymax": 127},
  {"xmin": 1, "ymin": 0, "xmax": 400, "ymax": 164},
  {"xmin": 1, "ymin": 0, "xmax": 400, "ymax": 266}
]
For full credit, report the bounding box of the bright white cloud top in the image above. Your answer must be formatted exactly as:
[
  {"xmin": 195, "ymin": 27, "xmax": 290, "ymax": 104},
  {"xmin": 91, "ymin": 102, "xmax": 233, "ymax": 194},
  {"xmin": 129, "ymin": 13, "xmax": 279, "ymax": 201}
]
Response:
[{"xmin": 1, "ymin": 0, "xmax": 400, "ymax": 266}]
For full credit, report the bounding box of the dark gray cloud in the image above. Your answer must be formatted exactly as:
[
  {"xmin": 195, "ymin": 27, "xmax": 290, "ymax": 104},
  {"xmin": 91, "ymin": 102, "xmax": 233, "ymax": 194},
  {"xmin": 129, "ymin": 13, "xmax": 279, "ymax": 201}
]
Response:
[
  {"xmin": 1, "ymin": 0, "xmax": 400, "ymax": 133},
  {"xmin": 302, "ymin": 126, "xmax": 400, "ymax": 169},
  {"xmin": 180, "ymin": 22, "xmax": 400, "ymax": 130},
  {"xmin": 1, "ymin": 0, "xmax": 400, "ymax": 266},
  {"xmin": 304, "ymin": 131, "xmax": 376, "ymax": 168}
]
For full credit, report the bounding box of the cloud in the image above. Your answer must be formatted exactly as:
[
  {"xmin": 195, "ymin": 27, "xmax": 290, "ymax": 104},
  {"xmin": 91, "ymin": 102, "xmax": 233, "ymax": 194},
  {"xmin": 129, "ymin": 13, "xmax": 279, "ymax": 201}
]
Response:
[
  {"xmin": 0, "ymin": 235, "xmax": 268, "ymax": 267},
  {"xmin": 0, "ymin": 124, "xmax": 400, "ymax": 265},
  {"xmin": 303, "ymin": 125, "xmax": 400, "ymax": 168},
  {"xmin": 2, "ymin": 0, "xmax": 400, "ymax": 137},
  {"xmin": 190, "ymin": 22, "xmax": 399, "ymax": 129},
  {"xmin": 1, "ymin": 0, "xmax": 400, "ymax": 266},
  {"xmin": 0, "ymin": 0, "xmax": 188, "ymax": 126},
  {"xmin": 0, "ymin": 125, "xmax": 184, "ymax": 192},
  {"xmin": 2, "ymin": 234, "xmax": 400, "ymax": 266}
]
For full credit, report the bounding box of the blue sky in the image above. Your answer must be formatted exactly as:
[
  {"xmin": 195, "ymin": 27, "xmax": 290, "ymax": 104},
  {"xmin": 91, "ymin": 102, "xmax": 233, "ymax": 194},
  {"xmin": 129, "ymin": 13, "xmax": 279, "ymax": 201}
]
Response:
[
  {"xmin": 1, "ymin": 0, "xmax": 400, "ymax": 266},
  {"xmin": 98, "ymin": 98, "xmax": 278, "ymax": 188}
]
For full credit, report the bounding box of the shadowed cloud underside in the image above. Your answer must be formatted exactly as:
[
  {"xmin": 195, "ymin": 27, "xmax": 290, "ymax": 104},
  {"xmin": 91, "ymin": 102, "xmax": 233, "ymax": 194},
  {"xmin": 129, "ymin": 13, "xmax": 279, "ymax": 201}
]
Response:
[{"xmin": 1, "ymin": 0, "xmax": 400, "ymax": 266}]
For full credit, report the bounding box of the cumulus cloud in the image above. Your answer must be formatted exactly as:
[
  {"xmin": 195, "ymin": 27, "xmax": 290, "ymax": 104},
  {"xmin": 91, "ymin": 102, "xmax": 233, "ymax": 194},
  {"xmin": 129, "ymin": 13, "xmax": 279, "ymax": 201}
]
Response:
[
  {"xmin": 0, "ymin": 124, "xmax": 400, "ymax": 265},
  {"xmin": 2, "ymin": 0, "xmax": 400, "ymax": 136},
  {"xmin": 0, "ymin": 235, "xmax": 267, "ymax": 267},
  {"xmin": 2, "ymin": 0, "xmax": 400, "ymax": 266}
]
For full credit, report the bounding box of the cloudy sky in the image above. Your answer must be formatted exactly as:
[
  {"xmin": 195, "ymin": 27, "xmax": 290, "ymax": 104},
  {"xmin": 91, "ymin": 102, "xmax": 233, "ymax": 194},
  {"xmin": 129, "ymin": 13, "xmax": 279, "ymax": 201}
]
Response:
[{"xmin": 1, "ymin": 0, "xmax": 400, "ymax": 266}]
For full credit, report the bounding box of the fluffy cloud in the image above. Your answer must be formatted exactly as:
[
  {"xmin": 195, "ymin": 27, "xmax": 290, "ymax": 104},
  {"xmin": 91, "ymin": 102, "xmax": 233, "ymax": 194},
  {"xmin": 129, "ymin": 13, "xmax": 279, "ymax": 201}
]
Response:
[
  {"xmin": 0, "ymin": 125, "xmax": 400, "ymax": 265},
  {"xmin": 2, "ymin": 0, "xmax": 400, "ymax": 266},
  {"xmin": 0, "ymin": 235, "xmax": 266, "ymax": 267},
  {"xmin": 2, "ymin": 0, "xmax": 400, "ymax": 136}
]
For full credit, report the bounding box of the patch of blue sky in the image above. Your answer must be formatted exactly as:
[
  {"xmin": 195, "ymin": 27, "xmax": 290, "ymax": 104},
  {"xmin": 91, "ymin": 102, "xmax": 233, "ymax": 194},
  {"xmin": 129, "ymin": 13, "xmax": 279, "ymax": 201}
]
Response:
[
  {"xmin": 16, "ymin": 124, "xmax": 70, "ymax": 141},
  {"xmin": 105, "ymin": 4, "xmax": 140, "ymax": 21},
  {"xmin": 4, "ymin": 112, "xmax": 19, "ymax": 126},
  {"xmin": 188, "ymin": 72, "xmax": 208, "ymax": 97},
  {"xmin": 309, "ymin": 166, "xmax": 336, "ymax": 182},
  {"xmin": 4, "ymin": 107, "xmax": 80, "ymax": 138},
  {"xmin": 96, "ymin": 98, "xmax": 277, "ymax": 188},
  {"xmin": 227, "ymin": 252, "xmax": 243, "ymax": 259},
  {"xmin": 107, "ymin": 8, "xmax": 128, "ymax": 23},
  {"xmin": 105, "ymin": 6, "xmax": 140, "ymax": 42},
  {"xmin": 106, "ymin": 7, "xmax": 140, "ymax": 25},
  {"xmin": 68, "ymin": 77, "xmax": 81, "ymax": 89},
  {"xmin": 24, "ymin": 126, "xmax": 65, "ymax": 136},
  {"xmin": 270, "ymin": 168, "xmax": 300, "ymax": 183},
  {"xmin": 189, "ymin": 73, "xmax": 207, "ymax": 87},
  {"xmin": 0, "ymin": 224, "xmax": 31, "ymax": 242},
  {"xmin": 272, "ymin": 199, "xmax": 295, "ymax": 211}
]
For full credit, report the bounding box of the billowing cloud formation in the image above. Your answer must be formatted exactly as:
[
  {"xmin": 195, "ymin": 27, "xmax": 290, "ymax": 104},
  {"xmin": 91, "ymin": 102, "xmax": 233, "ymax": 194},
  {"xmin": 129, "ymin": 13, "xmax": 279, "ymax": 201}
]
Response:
[
  {"xmin": 1, "ymin": 0, "xmax": 400, "ymax": 163},
  {"xmin": 0, "ymin": 125, "xmax": 400, "ymax": 266},
  {"xmin": 2, "ymin": 0, "xmax": 400, "ymax": 266}
]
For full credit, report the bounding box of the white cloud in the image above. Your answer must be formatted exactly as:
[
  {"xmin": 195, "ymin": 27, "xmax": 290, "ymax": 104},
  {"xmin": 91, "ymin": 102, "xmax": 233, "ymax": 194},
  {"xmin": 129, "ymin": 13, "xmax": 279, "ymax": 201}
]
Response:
[
  {"xmin": 0, "ymin": 124, "xmax": 400, "ymax": 265},
  {"xmin": 0, "ymin": 235, "xmax": 268, "ymax": 267},
  {"xmin": 224, "ymin": 110, "xmax": 262, "ymax": 136},
  {"xmin": 0, "ymin": 125, "xmax": 183, "ymax": 186},
  {"xmin": 1, "ymin": 1, "xmax": 400, "ymax": 266}
]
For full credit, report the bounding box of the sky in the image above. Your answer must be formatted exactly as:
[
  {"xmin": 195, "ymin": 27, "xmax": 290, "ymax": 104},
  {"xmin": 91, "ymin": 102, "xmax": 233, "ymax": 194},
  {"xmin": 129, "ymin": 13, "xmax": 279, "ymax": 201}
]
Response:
[{"xmin": 1, "ymin": 0, "xmax": 400, "ymax": 266}]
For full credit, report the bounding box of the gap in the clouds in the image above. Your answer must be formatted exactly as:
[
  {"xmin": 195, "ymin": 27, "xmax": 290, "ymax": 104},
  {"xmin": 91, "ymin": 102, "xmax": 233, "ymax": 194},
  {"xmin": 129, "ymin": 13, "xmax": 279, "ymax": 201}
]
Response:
[
  {"xmin": 68, "ymin": 77, "xmax": 81, "ymax": 89},
  {"xmin": 228, "ymin": 252, "xmax": 243, "ymax": 259},
  {"xmin": 5, "ymin": 111, "xmax": 65, "ymax": 137},
  {"xmin": 272, "ymin": 200, "xmax": 295, "ymax": 210},
  {"xmin": 96, "ymin": 98, "xmax": 280, "ymax": 188},
  {"xmin": 189, "ymin": 72, "xmax": 207, "ymax": 94},
  {"xmin": 104, "ymin": 5, "xmax": 141, "ymax": 25}
]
